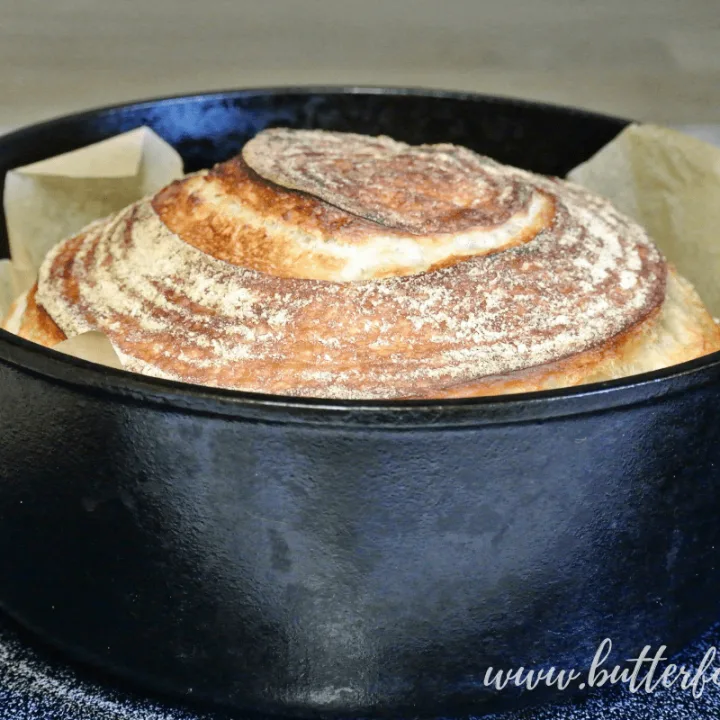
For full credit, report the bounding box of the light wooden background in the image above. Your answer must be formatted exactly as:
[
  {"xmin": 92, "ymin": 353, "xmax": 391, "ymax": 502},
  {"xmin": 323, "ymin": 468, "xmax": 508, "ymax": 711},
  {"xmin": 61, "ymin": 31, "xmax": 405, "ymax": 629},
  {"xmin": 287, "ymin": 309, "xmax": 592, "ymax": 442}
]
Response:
[{"xmin": 2, "ymin": 0, "xmax": 719, "ymax": 129}]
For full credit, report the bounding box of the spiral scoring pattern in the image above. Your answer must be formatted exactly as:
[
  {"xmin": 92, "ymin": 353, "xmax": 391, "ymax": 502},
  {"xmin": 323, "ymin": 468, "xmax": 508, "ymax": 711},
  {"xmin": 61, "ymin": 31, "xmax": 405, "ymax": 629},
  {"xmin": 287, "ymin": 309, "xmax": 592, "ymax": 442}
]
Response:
[
  {"xmin": 244, "ymin": 129, "xmax": 544, "ymax": 235},
  {"xmin": 29, "ymin": 129, "xmax": 670, "ymax": 399},
  {"xmin": 151, "ymin": 146, "xmax": 556, "ymax": 283}
]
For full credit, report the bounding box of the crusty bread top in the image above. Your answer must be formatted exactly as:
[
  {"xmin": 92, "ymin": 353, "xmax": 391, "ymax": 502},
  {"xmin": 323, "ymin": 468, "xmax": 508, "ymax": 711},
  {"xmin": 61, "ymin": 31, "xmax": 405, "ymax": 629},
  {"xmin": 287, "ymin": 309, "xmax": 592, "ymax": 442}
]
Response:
[
  {"xmin": 20, "ymin": 129, "xmax": 673, "ymax": 399},
  {"xmin": 244, "ymin": 129, "xmax": 544, "ymax": 235}
]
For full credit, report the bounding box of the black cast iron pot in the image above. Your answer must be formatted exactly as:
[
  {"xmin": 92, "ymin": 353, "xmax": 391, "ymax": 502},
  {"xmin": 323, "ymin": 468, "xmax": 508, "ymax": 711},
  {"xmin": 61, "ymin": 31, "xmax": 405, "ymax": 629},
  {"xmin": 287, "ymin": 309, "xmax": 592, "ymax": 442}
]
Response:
[{"xmin": 0, "ymin": 88, "xmax": 719, "ymax": 719}]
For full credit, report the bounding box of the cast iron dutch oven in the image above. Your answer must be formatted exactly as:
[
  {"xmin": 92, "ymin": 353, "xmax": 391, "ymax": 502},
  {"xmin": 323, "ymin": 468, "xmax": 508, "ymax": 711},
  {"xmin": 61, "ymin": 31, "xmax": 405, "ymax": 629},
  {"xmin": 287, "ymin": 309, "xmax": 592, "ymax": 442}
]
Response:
[{"xmin": 0, "ymin": 88, "xmax": 719, "ymax": 719}]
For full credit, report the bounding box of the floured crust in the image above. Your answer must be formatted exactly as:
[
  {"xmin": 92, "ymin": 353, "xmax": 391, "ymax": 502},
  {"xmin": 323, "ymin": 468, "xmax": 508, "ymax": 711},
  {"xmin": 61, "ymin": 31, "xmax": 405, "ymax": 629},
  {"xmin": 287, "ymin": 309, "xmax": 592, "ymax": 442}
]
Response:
[
  {"xmin": 5, "ymin": 267, "xmax": 719, "ymax": 398},
  {"xmin": 243, "ymin": 129, "xmax": 547, "ymax": 235},
  {"xmin": 152, "ymin": 157, "xmax": 556, "ymax": 282},
  {"xmin": 422, "ymin": 267, "xmax": 720, "ymax": 397},
  {"xmin": 2, "ymin": 128, "xmax": 718, "ymax": 400},
  {"xmin": 8, "ymin": 286, "xmax": 65, "ymax": 346}
]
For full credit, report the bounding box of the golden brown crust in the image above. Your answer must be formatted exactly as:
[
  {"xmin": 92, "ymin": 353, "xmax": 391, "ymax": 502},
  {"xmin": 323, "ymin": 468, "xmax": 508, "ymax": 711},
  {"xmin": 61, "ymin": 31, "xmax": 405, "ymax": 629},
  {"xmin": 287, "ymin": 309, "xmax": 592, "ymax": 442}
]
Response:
[
  {"xmin": 14, "ymin": 285, "xmax": 66, "ymax": 347},
  {"xmin": 151, "ymin": 157, "xmax": 556, "ymax": 282},
  {"xmin": 422, "ymin": 267, "xmax": 720, "ymax": 398},
  {"xmin": 28, "ymin": 193, "xmax": 666, "ymax": 399},
  {"xmin": 9, "ymin": 268, "xmax": 719, "ymax": 399},
  {"xmin": 5, "ymin": 129, "xmax": 717, "ymax": 400},
  {"xmin": 243, "ymin": 129, "xmax": 544, "ymax": 235}
]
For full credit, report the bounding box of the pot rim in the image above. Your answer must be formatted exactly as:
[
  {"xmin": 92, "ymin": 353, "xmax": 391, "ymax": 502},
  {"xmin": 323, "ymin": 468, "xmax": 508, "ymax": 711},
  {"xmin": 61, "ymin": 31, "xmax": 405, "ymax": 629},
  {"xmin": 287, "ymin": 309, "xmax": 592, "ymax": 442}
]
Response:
[{"xmin": 2, "ymin": 85, "xmax": 719, "ymax": 427}]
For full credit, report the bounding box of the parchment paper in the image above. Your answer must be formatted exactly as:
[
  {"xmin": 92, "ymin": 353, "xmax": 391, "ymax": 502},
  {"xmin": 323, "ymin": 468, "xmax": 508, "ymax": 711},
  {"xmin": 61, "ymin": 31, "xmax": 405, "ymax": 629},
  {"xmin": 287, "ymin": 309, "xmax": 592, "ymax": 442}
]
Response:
[
  {"xmin": 0, "ymin": 260, "xmax": 13, "ymax": 321},
  {"xmin": 0, "ymin": 126, "xmax": 184, "ymax": 365},
  {"xmin": 568, "ymin": 123, "xmax": 720, "ymax": 315},
  {"xmin": 54, "ymin": 332, "xmax": 125, "ymax": 369}
]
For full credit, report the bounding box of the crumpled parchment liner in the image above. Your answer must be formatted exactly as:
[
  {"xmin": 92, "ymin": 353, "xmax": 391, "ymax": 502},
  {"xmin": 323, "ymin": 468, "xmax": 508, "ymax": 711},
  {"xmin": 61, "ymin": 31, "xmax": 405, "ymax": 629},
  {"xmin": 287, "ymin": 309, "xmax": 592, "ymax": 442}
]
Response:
[
  {"xmin": 568, "ymin": 123, "xmax": 720, "ymax": 315},
  {"xmin": 0, "ymin": 126, "xmax": 183, "ymax": 366}
]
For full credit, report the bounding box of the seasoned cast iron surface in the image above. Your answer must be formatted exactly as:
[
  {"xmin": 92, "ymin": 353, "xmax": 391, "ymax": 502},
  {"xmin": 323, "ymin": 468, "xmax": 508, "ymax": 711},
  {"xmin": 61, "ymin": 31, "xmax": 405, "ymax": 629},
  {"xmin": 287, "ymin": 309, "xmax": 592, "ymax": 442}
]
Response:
[{"xmin": 1, "ymin": 89, "xmax": 720, "ymax": 719}]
